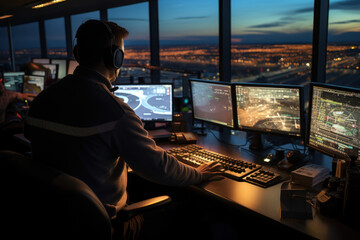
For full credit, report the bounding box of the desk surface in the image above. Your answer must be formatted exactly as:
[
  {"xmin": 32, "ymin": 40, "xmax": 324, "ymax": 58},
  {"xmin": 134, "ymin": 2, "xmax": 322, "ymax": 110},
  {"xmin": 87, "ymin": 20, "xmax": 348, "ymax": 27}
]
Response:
[
  {"xmin": 159, "ymin": 131, "xmax": 360, "ymax": 240},
  {"xmin": 13, "ymin": 131, "xmax": 360, "ymax": 239}
]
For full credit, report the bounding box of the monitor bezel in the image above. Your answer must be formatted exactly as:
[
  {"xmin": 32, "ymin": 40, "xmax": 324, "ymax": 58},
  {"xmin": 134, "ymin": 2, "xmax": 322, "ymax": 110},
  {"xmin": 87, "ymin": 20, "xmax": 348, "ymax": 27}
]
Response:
[
  {"xmin": 306, "ymin": 82, "xmax": 360, "ymax": 159},
  {"xmin": 233, "ymin": 82, "xmax": 305, "ymax": 139},
  {"xmin": 42, "ymin": 63, "xmax": 59, "ymax": 80},
  {"xmin": 114, "ymin": 83, "xmax": 174, "ymax": 122},
  {"xmin": 50, "ymin": 58, "xmax": 68, "ymax": 79},
  {"xmin": 189, "ymin": 78, "xmax": 235, "ymax": 129},
  {"xmin": 31, "ymin": 58, "xmax": 50, "ymax": 64}
]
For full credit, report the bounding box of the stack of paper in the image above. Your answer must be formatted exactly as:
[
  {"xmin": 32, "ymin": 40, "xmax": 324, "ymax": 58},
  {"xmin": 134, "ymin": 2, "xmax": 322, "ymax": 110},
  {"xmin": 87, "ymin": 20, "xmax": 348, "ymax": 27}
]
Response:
[{"xmin": 291, "ymin": 164, "xmax": 330, "ymax": 187}]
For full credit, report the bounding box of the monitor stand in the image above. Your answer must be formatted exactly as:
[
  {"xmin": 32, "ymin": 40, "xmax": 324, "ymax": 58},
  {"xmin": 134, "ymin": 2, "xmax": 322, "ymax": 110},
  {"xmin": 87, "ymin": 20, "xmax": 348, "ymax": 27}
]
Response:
[{"xmin": 249, "ymin": 133, "xmax": 271, "ymax": 151}]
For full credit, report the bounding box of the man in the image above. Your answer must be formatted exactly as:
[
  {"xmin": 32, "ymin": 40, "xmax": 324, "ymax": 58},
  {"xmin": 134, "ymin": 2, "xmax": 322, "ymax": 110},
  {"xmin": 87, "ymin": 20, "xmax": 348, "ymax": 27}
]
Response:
[{"xmin": 25, "ymin": 20, "xmax": 222, "ymax": 238}]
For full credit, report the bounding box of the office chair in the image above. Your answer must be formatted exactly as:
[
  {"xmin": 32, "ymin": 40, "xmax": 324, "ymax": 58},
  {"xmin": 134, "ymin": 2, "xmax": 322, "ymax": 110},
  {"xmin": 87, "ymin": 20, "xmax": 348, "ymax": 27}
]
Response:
[{"xmin": 0, "ymin": 150, "xmax": 171, "ymax": 240}]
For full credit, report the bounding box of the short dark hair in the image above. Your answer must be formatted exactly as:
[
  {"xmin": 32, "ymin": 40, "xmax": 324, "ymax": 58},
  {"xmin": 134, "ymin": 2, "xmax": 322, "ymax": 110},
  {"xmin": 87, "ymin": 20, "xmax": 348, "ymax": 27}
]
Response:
[{"xmin": 75, "ymin": 20, "xmax": 129, "ymax": 67}]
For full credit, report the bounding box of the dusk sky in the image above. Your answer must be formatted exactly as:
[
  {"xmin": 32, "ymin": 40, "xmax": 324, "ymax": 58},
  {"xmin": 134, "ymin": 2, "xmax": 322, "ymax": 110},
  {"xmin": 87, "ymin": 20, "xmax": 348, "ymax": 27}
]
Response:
[{"xmin": 0, "ymin": 0, "xmax": 359, "ymax": 50}]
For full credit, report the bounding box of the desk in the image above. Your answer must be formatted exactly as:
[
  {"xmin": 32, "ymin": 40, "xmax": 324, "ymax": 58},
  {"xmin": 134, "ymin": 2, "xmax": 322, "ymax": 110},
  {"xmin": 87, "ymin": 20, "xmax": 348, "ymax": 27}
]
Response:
[
  {"xmin": 12, "ymin": 131, "xmax": 360, "ymax": 239},
  {"xmin": 159, "ymin": 131, "xmax": 360, "ymax": 240}
]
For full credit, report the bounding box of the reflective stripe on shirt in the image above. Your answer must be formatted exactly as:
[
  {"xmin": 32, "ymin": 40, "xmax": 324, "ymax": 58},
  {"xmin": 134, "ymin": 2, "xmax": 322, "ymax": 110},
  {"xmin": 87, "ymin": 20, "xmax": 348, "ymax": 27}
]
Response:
[{"xmin": 26, "ymin": 116, "xmax": 118, "ymax": 137}]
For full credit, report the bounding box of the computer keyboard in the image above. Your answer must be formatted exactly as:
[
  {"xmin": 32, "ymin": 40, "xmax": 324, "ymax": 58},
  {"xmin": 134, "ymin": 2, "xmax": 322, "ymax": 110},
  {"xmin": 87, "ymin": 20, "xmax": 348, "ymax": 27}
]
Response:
[{"xmin": 167, "ymin": 144, "xmax": 284, "ymax": 188}]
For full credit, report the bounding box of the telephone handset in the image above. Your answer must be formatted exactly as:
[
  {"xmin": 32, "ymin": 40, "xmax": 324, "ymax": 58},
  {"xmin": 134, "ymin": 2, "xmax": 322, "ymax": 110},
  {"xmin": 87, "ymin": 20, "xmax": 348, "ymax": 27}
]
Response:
[{"xmin": 171, "ymin": 132, "xmax": 197, "ymax": 144}]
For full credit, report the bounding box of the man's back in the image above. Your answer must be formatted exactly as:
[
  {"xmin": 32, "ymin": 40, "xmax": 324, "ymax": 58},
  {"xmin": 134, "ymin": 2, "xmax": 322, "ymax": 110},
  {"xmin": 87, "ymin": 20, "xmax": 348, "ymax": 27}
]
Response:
[{"xmin": 25, "ymin": 66, "xmax": 203, "ymax": 218}]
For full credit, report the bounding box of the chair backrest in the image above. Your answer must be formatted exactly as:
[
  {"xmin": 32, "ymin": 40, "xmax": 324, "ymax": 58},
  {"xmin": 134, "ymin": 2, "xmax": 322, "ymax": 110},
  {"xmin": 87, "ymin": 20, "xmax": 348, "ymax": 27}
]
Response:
[{"xmin": 0, "ymin": 150, "xmax": 112, "ymax": 240}]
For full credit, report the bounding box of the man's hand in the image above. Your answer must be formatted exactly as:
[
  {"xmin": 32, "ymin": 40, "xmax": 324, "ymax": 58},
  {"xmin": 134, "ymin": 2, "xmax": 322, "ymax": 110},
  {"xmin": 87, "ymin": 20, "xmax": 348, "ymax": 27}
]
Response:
[
  {"xmin": 197, "ymin": 161, "xmax": 224, "ymax": 182},
  {"xmin": 17, "ymin": 93, "xmax": 36, "ymax": 102}
]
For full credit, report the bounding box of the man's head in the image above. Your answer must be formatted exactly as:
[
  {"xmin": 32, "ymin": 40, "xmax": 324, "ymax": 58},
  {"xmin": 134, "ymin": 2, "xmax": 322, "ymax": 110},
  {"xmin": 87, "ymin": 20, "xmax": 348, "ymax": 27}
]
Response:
[{"xmin": 74, "ymin": 20, "xmax": 129, "ymax": 81}]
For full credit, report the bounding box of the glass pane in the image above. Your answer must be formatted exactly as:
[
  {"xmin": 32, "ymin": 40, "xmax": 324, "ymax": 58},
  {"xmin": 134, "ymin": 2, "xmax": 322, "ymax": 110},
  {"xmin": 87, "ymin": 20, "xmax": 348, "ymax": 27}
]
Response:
[
  {"xmin": 326, "ymin": 0, "xmax": 360, "ymax": 88},
  {"xmin": 45, "ymin": 17, "xmax": 67, "ymax": 58},
  {"xmin": 0, "ymin": 26, "xmax": 11, "ymax": 70},
  {"xmin": 231, "ymin": 0, "xmax": 314, "ymax": 86},
  {"xmin": 108, "ymin": 2, "xmax": 150, "ymax": 78},
  {"xmin": 12, "ymin": 22, "xmax": 41, "ymax": 67},
  {"xmin": 159, "ymin": 0, "xmax": 219, "ymax": 80}
]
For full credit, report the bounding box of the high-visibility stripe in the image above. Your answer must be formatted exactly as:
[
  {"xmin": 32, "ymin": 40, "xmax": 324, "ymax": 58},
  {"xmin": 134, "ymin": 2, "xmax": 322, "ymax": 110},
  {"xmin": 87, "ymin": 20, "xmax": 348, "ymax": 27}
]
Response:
[{"xmin": 26, "ymin": 116, "xmax": 118, "ymax": 137}]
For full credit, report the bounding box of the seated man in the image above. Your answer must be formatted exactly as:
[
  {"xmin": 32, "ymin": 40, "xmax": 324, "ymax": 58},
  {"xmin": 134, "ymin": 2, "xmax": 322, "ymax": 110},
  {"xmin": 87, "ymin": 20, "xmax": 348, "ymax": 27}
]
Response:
[
  {"xmin": 25, "ymin": 20, "xmax": 222, "ymax": 239},
  {"xmin": 0, "ymin": 79, "xmax": 35, "ymax": 151}
]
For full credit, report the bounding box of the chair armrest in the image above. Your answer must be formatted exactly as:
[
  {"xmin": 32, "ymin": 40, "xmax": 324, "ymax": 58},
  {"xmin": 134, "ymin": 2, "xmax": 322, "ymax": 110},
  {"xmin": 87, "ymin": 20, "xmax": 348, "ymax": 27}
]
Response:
[{"xmin": 117, "ymin": 195, "xmax": 171, "ymax": 221}]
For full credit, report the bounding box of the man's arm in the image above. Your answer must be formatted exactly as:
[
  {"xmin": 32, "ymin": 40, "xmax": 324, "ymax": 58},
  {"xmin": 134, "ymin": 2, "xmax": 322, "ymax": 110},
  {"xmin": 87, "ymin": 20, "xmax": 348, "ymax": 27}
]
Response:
[{"xmin": 112, "ymin": 102, "xmax": 222, "ymax": 186}]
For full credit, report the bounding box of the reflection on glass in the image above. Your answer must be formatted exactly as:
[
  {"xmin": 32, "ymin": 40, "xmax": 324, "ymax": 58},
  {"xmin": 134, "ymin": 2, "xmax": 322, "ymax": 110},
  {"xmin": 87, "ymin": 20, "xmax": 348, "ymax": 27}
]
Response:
[
  {"xmin": 326, "ymin": 0, "xmax": 360, "ymax": 88},
  {"xmin": 231, "ymin": 0, "xmax": 314, "ymax": 86},
  {"xmin": 45, "ymin": 17, "xmax": 67, "ymax": 58},
  {"xmin": 12, "ymin": 22, "xmax": 41, "ymax": 66},
  {"xmin": 0, "ymin": 26, "xmax": 10, "ymax": 66},
  {"xmin": 108, "ymin": 2, "xmax": 150, "ymax": 69},
  {"xmin": 159, "ymin": 0, "xmax": 219, "ymax": 80}
]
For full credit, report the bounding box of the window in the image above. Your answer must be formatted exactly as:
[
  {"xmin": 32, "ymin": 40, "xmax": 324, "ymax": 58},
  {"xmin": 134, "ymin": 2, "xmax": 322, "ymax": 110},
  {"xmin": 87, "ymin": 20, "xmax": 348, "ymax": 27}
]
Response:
[
  {"xmin": 0, "ymin": 26, "xmax": 10, "ymax": 68},
  {"xmin": 71, "ymin": 11, "xmax": 100, "ymax": 41},
  {"xmin": 12, "ymin": 22, "xmax": 41, "ymax": 67},
  {"xmin": 45, "ymin": 17, "xmax": 67, "ymax": 58},
  {"xmin": 159, "ymin": 0, "xmax": 219, "ymax": 80},
  {"xmin": 231, "ymin": 0, "xmax": 314, "ymax": 85},
  {"xmin": 108, "ymin": 2, "xmax": 150, "ymax": 82},
  {"xmin": 326, "ymin": 0, "xmax": 360, "ymax": 88}
]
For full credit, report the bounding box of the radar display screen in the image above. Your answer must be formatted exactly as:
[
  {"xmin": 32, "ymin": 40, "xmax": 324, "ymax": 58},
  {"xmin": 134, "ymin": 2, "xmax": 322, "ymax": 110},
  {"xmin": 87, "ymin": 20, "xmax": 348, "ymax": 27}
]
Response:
[
  {"xmin": 308, "ymin": 84, "xmax": 360, "ymax": 159},
  {"xmin": 190, "ymin": 80, "xmax": 234, "ymax": 128},
  {"xmin": 114, "ymin": 84, "xmax": 173, "ymax": 122},
  {"xmin": 3, "ymin": 72, "xmax": 25, "ymax": 92},
  {"xmin": 235, "ymin": 84, "xmax": 303, "ymax": 137}
]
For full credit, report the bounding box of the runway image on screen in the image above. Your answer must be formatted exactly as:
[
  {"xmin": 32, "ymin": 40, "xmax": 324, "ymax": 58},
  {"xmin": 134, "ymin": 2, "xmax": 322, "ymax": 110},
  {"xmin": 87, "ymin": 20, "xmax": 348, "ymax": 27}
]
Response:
[
  {"xmin": 114, "ymin": 84, "xmax": 173, "ymax": 121},
  {"xmin": 24, "ymin": 75, "xmax": 45, "ymax": 95},
  {"xmin": 3, "ymin": 72, "xmax": 24, "ymax": 92},
  {"xmin": 236, "ymin": 85, "xmax": 302, "ymax": 136},
  {"xmin": 308, "ymin": 85, "xmax": 360, "ymax": 158},
  {"xmin": 191, "ymin": 81, "xmax": 233, "ymax": 127}
]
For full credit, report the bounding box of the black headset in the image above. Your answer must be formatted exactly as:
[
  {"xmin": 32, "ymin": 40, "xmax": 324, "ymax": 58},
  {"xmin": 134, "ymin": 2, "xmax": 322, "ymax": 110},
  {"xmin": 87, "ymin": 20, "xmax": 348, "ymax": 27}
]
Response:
[{"xmin": 73, "ymin": 20, "xmax": 124, "ymax": 69}]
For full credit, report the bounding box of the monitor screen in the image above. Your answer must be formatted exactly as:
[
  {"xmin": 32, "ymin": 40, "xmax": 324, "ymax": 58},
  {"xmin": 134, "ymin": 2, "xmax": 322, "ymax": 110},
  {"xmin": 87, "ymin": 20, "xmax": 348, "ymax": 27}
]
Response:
[
  {"xmin": 190, "ymin": 79, "xmax": 234, "ymax": 128},
  {"xmin": 67, "ymin": 60, "xmax": 79, "ymax": 74},
  {"xmin": 307, "ymin": 83, "xmax": 360, "ymax": 159},
  {"xmin": 51, "ymin": 59, "xmax": 67, "ymax": 79},
  {"xmin": 114, "ymin": 84, "xmax": 173, "ymax": 122},
  {"xmin": 24, "ymin": 75, "xmax": 45, "ymax": 95},
  {"xmin": 3, "ymin": 72, "xmax": 25, "ymax": 92},
  {"xmin": 235, "ymin": 83, "xmax": 303, "ymax": 137},
  {"xmin": 32, "ymin": 58, "xmax": 50, "ymax": 64},
  {"xmin": 42, "ymin": 64, "xmax": 58, "ymax": 79}
]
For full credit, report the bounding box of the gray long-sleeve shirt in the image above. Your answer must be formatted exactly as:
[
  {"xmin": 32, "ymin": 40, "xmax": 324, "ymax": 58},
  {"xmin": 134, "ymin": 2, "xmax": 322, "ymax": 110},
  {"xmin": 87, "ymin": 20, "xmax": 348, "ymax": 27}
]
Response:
[{"xmin": 25, "ymin": 66, "xmax": 203, "ymax": 219}]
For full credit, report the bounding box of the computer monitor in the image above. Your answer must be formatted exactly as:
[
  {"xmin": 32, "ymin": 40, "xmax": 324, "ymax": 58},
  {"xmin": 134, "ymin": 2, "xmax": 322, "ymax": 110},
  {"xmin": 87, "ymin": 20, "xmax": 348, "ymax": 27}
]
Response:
[
  {"xmin": 235, "ymin": 83, "xmax": 304, "ymax": 138},
  {"xmin": 189, "ymin": 79, "xmax": 234, "ymax": 128},
  {"xmin": 50, "ymin": 59, "xmax": 67, "ymax": 79},
  {"xmin": 307, "ymin": 83, "xmax": 360, "ymax": 160},
  {"xmin": 42, "ymin": 64, "xmax": 58, "ymax": 79},
  {"xmin": 67, "ymin": 60, "xmax": 79, "ymax": 74},
  {"xmin": 3, "ymin": 72, "xmax": 25, "ymax": 92},
  {"xmin": 24, "ymin": 75, "xmax": 45, "ymax": 95},
  {"xmin": 114, "ymin": 84, "xmax": 173, "ymax": 122},
  {"xmin": 32, "ymin": 58, "xmax": 50, "ymax": 64}
]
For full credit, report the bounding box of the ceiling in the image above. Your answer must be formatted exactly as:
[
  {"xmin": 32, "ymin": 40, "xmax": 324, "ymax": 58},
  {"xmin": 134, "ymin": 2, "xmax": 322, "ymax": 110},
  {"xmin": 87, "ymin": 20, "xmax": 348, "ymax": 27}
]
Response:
[{"xmin": 0, "ymin": 0, "xmax": 145, "ymax": 27}]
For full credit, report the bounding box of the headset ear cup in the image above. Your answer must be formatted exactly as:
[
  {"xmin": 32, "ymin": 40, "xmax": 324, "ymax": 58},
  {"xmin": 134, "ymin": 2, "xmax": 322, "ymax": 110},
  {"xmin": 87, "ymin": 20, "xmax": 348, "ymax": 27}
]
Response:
[{"xmin": 112, "ymin": 46, "xmax": 124, "ymax": 69}]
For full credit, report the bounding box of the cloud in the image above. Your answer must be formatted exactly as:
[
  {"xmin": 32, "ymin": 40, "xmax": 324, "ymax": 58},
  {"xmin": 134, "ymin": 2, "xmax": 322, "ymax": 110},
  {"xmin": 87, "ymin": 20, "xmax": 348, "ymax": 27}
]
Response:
[
  {"xmin": 331, "ymin": 19, "xmax": 360, "ymax": 24},
  {"xmin": 292, "ymin": 7, "xmax": 314, "ymax": 14},
  {"xmin": 174, "ymin": 16, "xmax": 209, "ymax": 20},
  {"xmin": 249, "ymin": 21, "xmax": 289, "ymax": 29},
  {"xmin": 330, "ymin": 0, "xmax": 360, "ymax": 10},
  {"xmin": 108, "ymin": 18, "xmax": 146, "ymax": 22}
]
